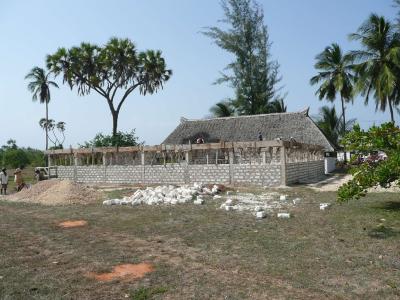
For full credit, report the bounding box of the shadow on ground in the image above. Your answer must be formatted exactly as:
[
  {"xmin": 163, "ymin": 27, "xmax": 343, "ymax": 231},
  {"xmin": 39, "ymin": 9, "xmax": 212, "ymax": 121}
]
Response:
[
  {"xmin": 368, "ymin": 225, "xmax": 400, "ymax": 239},
  {"xmin": 375, "ymin": 201, "xmax": 400, "ymax": 212}
]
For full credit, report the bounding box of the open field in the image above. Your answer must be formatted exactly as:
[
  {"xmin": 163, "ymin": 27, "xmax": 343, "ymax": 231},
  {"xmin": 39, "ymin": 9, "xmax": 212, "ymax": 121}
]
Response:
[{"xmin": 0, "ymin": 186, "xmax": 399, "ymax": 299}]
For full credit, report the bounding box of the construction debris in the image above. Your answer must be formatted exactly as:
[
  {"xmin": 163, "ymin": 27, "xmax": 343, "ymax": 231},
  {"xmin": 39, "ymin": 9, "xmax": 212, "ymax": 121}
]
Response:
[
  {"xmin": 103, "ymin": 183, "xmax": 221, "ymax": 206},
  {"xmin": 277, "ymin": 212, "xmax": 291, "ymax": 219},
  {"xmin": 103, "ymin": 183, "xmax": 298, "ymax": 220},
  {"xmin": 319, "ymin": 203, "xmax": 332, "ymax": 210}
]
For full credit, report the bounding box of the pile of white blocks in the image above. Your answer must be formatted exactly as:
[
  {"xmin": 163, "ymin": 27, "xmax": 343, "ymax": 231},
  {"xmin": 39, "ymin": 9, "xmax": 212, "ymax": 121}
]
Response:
[
  {"xmin": 103, "ymin": 183, "xmax": 221, "ymax": 206},
  {"xmin": 219, "ymin": 192, "xmax": 298, "ymax": 219}
]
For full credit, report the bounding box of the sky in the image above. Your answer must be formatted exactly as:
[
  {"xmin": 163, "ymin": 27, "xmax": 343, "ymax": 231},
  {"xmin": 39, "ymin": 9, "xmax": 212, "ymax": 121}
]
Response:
[{"xmin": 0, "ymin": 0, "xmax": 397, "ymax": 149}]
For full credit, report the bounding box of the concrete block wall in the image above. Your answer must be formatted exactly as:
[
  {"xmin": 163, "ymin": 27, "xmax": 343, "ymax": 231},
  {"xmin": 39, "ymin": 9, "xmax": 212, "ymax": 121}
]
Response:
[
  {"xmin": 56, "ymin": 163, "xmax": 282, "ymax": 187},
  {"xmin": 106, "ymin": 165, "xmax": 142, "ymax": 184},
  {"xmin": 144, "ymin": 165, "xmax": 186, "ymax": 184},
  {"xmin": 285, "ymin": 160, "xmax": 325, "ymax": 184},
  {"xmin": 188, "ymin": 165, "xmax": 231, "ymax": 184},
  {"xmin": 233, "ymin": 164, "xmax": 280, "ymax": 186},
  {"xmin": 57, "ymin": 166, "xmax": 75, "ymax": 180}
]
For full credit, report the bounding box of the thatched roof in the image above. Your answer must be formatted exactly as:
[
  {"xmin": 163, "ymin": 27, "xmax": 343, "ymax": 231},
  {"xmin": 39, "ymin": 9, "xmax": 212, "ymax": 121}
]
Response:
[{"xmin": 163, "ymin": 109, "xmax": 335, "ymax": 151}]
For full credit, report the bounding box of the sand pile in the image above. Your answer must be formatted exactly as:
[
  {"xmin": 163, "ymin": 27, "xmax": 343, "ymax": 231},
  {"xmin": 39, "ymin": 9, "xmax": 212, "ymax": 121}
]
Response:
[{"xmin": 7, "ymin": 179, "xmax": 104, "ymax": 205}]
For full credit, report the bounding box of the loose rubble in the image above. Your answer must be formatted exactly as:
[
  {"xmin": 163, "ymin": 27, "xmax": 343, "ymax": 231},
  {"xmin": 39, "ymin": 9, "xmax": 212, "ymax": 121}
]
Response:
[
  {"xmin": 277, "ymin": 212, "xmax": 291, "ymax": 219},
  {"xmin": 103, "ymin": 183, "xmax": 220, "ymax": 206},
  {"xmin": 319, "ymin": 203, "xmax": 332, "ymax": 210},
  {"xmin": 103, "ymin": 183, "xmax": 301, "ymax": 220}
]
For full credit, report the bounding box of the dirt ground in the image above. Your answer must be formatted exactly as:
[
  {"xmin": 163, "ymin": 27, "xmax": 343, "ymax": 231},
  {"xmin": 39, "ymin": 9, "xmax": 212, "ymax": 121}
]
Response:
[{"xmin": 0, "ymin": 184, "xmax": 399, "ymax": 299}]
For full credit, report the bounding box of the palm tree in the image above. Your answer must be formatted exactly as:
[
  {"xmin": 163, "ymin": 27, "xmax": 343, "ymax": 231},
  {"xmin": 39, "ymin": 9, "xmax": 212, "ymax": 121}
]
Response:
[
  {"xmin": 310, "ymin": 44, "xmax": 354, "ymax": 135},
  {"xmin": 349, "ymin": 14, "xmax": 400, "ymax": 123},
  {"xmin": 210, "ymin": 101, "xmax": 235, "ymax": 117},
  {"xmin": 269, "ymin": 98, "xmax": 287, "ymax": 113},
  {"xmin": 315, "ymin": 106, "xmax": 356, "ymax": 148},
  {"xmin": 25, "ymin": 67, "xmax": 59, "ymax": 150},
  {"xmin": 310, "ymin": 43, "xmax": 355, "ymax": 161}
]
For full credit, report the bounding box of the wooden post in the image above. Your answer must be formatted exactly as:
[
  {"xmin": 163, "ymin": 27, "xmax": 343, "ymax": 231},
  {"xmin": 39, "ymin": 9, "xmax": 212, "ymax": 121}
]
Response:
[
  {"xmin": 185, "ymin": 151, "xmax": 190, "ymax": 165},
  {"xmin": 102, "ymin": 153, "xmax": 107, "ymax": 166},
  {"xmin": 229, "ymin": 150, "xmax": 234, "ymax": 184},
  {"xmin": 280, "ymin": 145, "xmax": 287, "ymax": 186},
  {"xmin": 91, "ymin": 148, "xmax": 95, "ymax": 165},
  {"xmin": 206, "ymin": 153, "xmax": 209, "ymax": 165},
  {"xmin": 73, "ymin": 153, "xmax": 78, "ymax": 182},
  {"xmin": 215, "ymin": 150, "xmax": 218, "ymax": 165}
]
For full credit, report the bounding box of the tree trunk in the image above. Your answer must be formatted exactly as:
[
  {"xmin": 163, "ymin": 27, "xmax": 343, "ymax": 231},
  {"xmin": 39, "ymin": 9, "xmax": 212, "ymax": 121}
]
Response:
[
  {"xmin": 341, "ymin": 96, "xmax": 347, "ymax": 163},
  {"xmin": 45, "ymin": 101, "xmax": 49, "ymax": 151},
  {"xmin": 112, "ymin": 111, "xmax": 119, "ymax": 145},
  {"xmin": 388, "ymin": 97, "xmax": 395, "ymax": 124}
]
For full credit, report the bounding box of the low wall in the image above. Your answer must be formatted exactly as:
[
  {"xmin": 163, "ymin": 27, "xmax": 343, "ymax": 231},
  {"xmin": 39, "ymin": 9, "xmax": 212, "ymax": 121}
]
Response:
[
  {"xmin": 285, "ymin": 160, "xmax": 325, "ymax": 184},
  {"xmin": 57, "ymin": 163, "xmax": 282, "ymax": 186}
]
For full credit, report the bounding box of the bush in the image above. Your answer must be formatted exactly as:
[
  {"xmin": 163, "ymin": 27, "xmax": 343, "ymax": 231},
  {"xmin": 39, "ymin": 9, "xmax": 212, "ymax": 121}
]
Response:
[
  {"xmin": 0, "ymin": 141, "xmax": 45, "ymax": 169},
  {"xmin": 1, "ymin": 149, "xmax": 30, "ymax": 169},
  {"xmin": 338, "ymin": 123, "xmax": 400, "ymax": 201},
  {"xmin": 80, "ymin": 130, "xmax": 142, "ymax": 147}
]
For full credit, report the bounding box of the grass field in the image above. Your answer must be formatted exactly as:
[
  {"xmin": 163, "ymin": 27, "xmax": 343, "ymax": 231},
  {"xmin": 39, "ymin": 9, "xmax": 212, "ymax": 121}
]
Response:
[{"xmin": 0, "ymin": 187, "xmax": 399, "ymax": 299}]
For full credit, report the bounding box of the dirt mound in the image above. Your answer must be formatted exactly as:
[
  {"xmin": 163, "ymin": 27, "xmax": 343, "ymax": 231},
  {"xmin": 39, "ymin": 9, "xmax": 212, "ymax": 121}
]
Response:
[
  {"xmin": 58, "ymin": 220, "xmax": 88, "ymax": 228},
  {"xmin": 87, "ymin": 263, "xmax": 154, "ymax": 282},
  {"xmin": 7, "ymin": 179, "xmax": 104, "ymax": 205}
]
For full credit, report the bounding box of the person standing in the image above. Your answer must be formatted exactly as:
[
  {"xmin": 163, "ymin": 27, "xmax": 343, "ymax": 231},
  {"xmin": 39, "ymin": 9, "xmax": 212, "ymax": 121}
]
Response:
[
  {"xmin": 14, "ymin": 168, "xmax": 25, "ymax": 192},
  {"xmin": 258, "ymin": 131, "xmax": 263, "ymax": 141},
  {"xmin": 0, "ymin": 168, "xmax": 9, "ymax": 195}
]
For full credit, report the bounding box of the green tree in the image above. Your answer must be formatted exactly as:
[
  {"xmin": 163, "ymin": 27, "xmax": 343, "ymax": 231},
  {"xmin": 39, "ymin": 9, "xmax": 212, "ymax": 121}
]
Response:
[
  {"xmin": 80, "ymin": 130, "xmax": 141, "ymax": 148},
  {"xmin": 338, "ymin": 123, "xmax": 400, "ymax": 201},
  {"xmin": 25, "ymin": 67, "xmax": 59, "ymax": 150},
  {"xmin": 209, "ymin": 101, "xmax": 235, "ymax": 117},
  {"xmin": 203, "ymin": 0, "xmax": 284, "ymax": 116},
  {"xmin": 46, "ymin": 38, "xmax": 172, "ymax": 143},
  {"xmin": 268, "ymin": 98, "xmax": 287, "ymax": 113},
  {"xmin": 349, "ymin": 14, "xmax": 400, "ymax": 123},
  {"xmin": 314, "ymin": 106, "xmax": 355, "ymax": 148},
  {"xmin": 39, "ymin": 119, "xmax": 66, "ymax": 149},
  {"xmin": 310, "ymin": 43, "xmax": 355, "ymax": 161},
  {"xmin": 0, "ymin": 140, "xmax": 43, "ymax": 169}
]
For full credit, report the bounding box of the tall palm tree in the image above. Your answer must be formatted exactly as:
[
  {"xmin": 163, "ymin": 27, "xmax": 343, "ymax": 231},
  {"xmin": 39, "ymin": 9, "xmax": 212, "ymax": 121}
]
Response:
[
  {"xmin": 25, "ymin": 67, "xmax": 59, "ymax": 150},
  {"xmin": 210, "ymin": 101, "xmax": 235, "ymax": 117},
  {"xmin": 349, "ymin": 14, "xmax": 400, "ymax": 123},
  {"xmin": 315, "ymin": 106, "xmax": 356, "ymax": 148},
  {"xmin": 310, "ymin": 43, "xmax": 355, "ymax": 161},
  {"xmin": 269, "ymin": 98, "xmax": 287, "ymax": 113}
]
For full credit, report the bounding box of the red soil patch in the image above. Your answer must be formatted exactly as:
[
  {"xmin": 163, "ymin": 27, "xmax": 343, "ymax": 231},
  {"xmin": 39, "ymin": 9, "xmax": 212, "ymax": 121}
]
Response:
[
  {"xmin": 58, "ymin": 220, "xmax": 88, "ymax": 228},
  {"xmin": 87, "ymin": 263, "xmax": 154, "ymax": 282}
]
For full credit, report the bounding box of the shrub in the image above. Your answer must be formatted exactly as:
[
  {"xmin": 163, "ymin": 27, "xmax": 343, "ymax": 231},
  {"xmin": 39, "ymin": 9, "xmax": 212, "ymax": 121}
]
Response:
[{"xmin": 80, "ymin": 130, "xmax": 142, "ymax": 147}]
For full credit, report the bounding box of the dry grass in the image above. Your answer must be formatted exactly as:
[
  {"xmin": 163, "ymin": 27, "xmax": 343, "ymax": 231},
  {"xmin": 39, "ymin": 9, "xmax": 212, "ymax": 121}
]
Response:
[{"xmin": 0, "ymin": 187, "xmax": 399, "ymax": 299}]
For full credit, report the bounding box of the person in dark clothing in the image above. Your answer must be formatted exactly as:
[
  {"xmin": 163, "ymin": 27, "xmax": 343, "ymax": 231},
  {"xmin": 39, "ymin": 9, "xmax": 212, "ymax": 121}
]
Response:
[
  {"xmin": 0, "ymin": 168, "xmax": 8, "ymax": 195},
  {"xmin": 258, "ymin": 132, "xmax": 263, "ymax": 141}
]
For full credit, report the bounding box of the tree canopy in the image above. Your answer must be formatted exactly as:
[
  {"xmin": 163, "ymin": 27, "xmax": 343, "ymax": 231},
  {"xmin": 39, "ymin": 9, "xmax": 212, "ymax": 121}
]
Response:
[
  {"xmin": 349, "ymin": 14, "xmax": 400, "ymax": 123},
  {"xmin": 204, "ymin": 0, "xmax": 284, "ymax": 116},
  {"xmin": 25, "ymin": 67, "xmax": 59, "ymax": 150},
  {"xmin": 338, "ymin": 123, "xmax": 400, "ymax": 201},
  {"xmin": 46, "ymin": 38, "xmax": 172, "ymax": 141},
  {"xmin": 314, "ymin": 106, "xmax": 355, "ymax": 148},
  {"xmin": 80, "ymin": 130, "xmax": 142, "ymax": 148}
]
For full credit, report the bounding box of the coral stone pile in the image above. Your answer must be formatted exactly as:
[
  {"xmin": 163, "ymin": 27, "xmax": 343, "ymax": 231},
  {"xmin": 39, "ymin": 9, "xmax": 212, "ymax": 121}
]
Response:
[{"xmin": 103, "ymin": 183, "xmax": 221, "ymax": 206}]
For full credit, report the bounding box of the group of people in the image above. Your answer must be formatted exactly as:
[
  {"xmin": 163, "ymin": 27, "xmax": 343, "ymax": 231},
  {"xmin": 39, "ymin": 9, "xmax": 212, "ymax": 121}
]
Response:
[{"xmin": 0, "ymin": 168, "xmax": 25, "ymax": 195}]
